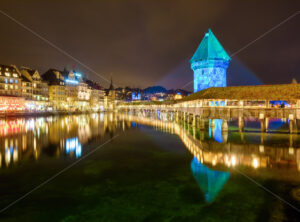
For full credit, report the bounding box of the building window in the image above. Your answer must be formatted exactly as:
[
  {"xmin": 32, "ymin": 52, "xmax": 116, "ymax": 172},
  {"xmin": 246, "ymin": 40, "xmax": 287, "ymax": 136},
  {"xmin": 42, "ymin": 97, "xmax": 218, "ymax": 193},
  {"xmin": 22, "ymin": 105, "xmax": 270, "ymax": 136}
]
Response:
[
  {"xmin": 15, "ymin": 80, "xmax": 18, "ymax": 84},
  {"xmin": 5, "ymin": 78, "xmax": 8, "ymax": 84},
  {"xmin": 10, "ymin": 79, "xmax": 13, "ymax": 83}
]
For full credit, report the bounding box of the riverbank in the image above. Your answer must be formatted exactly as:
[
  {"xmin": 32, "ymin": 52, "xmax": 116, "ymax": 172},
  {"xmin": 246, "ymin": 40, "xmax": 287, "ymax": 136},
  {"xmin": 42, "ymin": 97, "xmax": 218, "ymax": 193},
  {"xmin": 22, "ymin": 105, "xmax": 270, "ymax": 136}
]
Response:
[{"xmin": 0, "ymin": 110, "xmax": 111, "ymax": 118}]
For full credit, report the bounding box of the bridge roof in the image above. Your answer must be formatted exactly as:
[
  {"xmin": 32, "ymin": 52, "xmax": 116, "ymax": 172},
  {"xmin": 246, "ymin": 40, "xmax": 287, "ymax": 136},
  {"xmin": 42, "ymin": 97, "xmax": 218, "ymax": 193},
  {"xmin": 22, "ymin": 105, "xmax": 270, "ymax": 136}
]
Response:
[
  {"xmin": 181, "ymin": 84, "xmax": 300, "ymax": 101},
  {"xmin": 190, "ymin": 29, "xmax": 230, "ymax": 63}
]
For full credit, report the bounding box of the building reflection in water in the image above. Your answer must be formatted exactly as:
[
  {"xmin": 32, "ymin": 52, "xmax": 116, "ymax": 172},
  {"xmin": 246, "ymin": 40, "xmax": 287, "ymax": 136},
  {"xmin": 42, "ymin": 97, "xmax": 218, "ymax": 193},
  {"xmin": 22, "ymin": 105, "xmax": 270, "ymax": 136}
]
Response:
[
  {"xmin": 191, "ymin": 157, "xmax": 230, "ymax": 203},
  {"xmin": 209, "ymin": 119, "xmax": 223, "ymax": 143},
  {"xmin": 1, "ymin": 113, "xmax": 300, "ymax": 202},
  {"xmin": 66, "ymin": 137, "xmax": 82, "ymax": 158},
  {"xmin": 0, "ymin": 113, "xmax": 119, "ymax": 167},
  {"xmin": 124, "ymin": 113, "xmax": 300, "ymax": 203}
]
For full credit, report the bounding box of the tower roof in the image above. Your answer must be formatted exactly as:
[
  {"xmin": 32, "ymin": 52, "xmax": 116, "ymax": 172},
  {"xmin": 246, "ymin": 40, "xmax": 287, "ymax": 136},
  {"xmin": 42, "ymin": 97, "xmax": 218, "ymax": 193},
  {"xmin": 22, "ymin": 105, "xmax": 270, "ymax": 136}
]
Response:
[
  {"xmin": 108, "ymin": 77, "xmax": 114, "ymax": 90},
  {"xmin": 190, "ymin": 29, "xmax": 230, "ymax": 63}
]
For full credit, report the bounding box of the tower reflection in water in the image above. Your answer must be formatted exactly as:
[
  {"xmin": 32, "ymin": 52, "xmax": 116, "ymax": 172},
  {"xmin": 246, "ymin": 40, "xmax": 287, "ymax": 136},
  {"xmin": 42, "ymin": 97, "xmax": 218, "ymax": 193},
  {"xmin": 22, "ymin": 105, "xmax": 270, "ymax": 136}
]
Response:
[
  {"xmin": 1, "ymin": 113, "xmax": 300, "ymax": 203},
  {"xmin": 191, "ymin": 157, "xmax": 230, "ymax": 203},
  {"xmin": 125, "ymin": 113, "xmax": 300, "ymax": 203}
]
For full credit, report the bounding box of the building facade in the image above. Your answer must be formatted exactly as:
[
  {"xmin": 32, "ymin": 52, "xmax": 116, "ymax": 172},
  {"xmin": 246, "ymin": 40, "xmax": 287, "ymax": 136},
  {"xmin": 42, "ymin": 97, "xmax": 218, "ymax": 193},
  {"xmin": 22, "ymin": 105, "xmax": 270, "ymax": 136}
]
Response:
[
  {"xmin": 86, "ymin": 79, "xmax": 104, "ymax": 111},
  {"xmin": 190, "ymin": 29, "xmax": 231, "ymax": 93},
  {"xmin": 42, "ymin": 69, "xmax": 66, "ymax": 111},
  {"xmin": 20, "ymin": 67, "xmax": 49, "ymax": 111},
  {"xmin": 0, "ymin": 64, "xmax": 25, "ymax": 111},
  {"xmin": 104, "ymin": 79, "xmax": 116, "ymax": 111}
]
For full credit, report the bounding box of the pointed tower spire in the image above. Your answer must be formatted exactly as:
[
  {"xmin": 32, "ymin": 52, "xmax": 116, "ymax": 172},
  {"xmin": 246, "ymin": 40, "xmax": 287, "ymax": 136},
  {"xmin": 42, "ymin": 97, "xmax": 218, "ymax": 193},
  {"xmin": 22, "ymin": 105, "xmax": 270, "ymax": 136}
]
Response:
[
  {"xmin": 190, "ymin": 29, "xmax": 231, "ymax": 92},
  {"xmin": 109, "ymin": 77, "xmax": 114, "ymax": 90}
]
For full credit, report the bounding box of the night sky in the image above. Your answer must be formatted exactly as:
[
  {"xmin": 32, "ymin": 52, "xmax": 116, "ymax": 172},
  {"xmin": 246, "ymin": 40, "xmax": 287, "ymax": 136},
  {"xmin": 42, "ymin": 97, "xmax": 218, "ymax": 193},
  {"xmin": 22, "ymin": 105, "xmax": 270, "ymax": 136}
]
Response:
[{"xmin": 0, "ymin": 0, "xmax": 299, "ymax": 90}]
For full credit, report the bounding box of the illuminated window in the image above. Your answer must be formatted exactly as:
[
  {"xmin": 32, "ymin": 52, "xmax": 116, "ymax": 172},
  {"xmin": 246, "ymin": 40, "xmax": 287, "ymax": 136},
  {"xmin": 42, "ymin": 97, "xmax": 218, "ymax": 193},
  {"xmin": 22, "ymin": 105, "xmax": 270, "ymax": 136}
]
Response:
[
  {"xmin": 10, "ymin": 79, "xmax": 13, "ymax": 83},
  {"xmin": 5, "ymin": 72, "xmax": 10, "ymax": 77},
  {"xmin": 15, "ymin": 80, "xmax": 18, "ymax": 84},
  {"xmin": 13, "ymin": 73, "xmax": 18, "ymax": 78},
  {"xmin": 10, "ymin": 85, "xmax": 13, "ymax": 89},
  {"xmin": 15, "ymin": 85, "xmax": 18, "ymax": 89}
]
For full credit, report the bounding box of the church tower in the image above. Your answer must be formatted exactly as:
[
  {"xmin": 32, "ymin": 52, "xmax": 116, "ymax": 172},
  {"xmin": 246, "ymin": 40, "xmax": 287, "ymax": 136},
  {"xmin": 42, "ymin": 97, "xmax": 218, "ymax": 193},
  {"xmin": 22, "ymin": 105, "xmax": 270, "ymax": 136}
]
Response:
[{"xmin": 190, "ymin": 29, "xmax": 230, "ymax": 92}]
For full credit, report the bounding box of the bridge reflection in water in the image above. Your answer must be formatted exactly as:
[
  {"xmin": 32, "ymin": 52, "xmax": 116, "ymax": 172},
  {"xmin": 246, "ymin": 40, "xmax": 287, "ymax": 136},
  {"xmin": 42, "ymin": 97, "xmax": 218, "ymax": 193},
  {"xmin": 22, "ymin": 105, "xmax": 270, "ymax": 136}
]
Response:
[
  {"xmin": 1, "ymin": 113, "xmax": 300, "ymax": 203},
  {"xmin": 124, "ymin": 113, "xmax": 300, "ymax": 202}
]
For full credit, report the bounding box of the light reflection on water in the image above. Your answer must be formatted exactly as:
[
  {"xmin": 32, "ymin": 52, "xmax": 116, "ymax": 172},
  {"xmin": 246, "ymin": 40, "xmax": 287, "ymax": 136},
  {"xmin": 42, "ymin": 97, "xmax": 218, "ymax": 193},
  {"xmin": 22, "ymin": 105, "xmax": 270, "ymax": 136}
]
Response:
[
  {"xmin": 0, "ymin": 113, "xmax": 300, "ymax": 214},
  {"xmin": 1, "ymin": 114, "xmax": 300, "ymax": 172},
  {"xmin": 0, "ymin": 113, "xmax": 120, "ymax": 167}
]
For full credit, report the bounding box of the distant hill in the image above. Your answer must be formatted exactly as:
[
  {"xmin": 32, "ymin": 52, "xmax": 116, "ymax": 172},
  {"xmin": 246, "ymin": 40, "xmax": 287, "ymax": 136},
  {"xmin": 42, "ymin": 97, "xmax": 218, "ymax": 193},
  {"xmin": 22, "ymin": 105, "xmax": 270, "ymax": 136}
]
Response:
[{"xmin": 143, "ymin": 86, "xmax": 167, "ymax": 94}]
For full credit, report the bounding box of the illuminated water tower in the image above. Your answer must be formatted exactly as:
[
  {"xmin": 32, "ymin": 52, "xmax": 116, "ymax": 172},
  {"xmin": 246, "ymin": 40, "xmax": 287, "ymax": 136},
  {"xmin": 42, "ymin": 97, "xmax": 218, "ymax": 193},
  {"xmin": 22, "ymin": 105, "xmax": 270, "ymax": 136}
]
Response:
[{"xmin": 190, "ymin": 29, "xmax": 231, "ymax": 92}]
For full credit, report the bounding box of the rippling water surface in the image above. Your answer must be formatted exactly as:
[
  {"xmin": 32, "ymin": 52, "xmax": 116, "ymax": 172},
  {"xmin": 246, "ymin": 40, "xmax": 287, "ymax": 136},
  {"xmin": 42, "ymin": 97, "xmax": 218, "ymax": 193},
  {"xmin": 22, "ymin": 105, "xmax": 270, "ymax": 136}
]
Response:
[{"xmin": 0, "ymin": 113, "xmax": 299, "ymax": 221}]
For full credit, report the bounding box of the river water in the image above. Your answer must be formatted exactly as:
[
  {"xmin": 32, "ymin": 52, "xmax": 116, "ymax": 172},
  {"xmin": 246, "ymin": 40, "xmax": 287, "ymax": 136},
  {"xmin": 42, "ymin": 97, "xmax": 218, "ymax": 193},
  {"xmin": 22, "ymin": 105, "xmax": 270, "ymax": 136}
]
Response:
[{"xmin": 0, "ymin": 113, "xmax": 299, "ymax": 221}]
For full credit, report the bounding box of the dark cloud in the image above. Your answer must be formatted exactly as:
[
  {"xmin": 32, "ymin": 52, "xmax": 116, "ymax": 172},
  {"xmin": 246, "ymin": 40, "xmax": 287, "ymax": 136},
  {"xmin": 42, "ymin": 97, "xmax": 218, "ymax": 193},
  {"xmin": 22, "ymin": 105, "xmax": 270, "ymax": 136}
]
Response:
[{"xmin": 0, "ymin": 0, "xmax": 299, "ymax": 90}]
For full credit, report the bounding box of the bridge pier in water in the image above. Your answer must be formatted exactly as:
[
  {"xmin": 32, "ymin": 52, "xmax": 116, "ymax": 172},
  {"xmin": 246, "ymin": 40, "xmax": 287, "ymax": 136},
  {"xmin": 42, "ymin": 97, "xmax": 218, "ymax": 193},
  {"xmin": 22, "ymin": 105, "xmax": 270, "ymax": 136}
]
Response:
[
  {"xmin": 123, "ymin": 103, "xmax": 299, "ymax": 135},
  {"xmin": 238, "ymin": 117, "xmax": 244, "ymax": 133}
]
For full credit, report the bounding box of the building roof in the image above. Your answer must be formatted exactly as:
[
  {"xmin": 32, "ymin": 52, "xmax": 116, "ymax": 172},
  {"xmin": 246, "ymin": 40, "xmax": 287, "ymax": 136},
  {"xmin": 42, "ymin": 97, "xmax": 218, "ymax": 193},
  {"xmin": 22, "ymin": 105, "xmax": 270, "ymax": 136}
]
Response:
[
  {"xmin": 85, "ymin": 79, "xmax": 104, "ymax": 90},
  {"xmin": 190, "ymin": 29, "xmax": 230, "ymax": 63},
  {"xmin": 181, "ymin": 84, "xmax": 300, "ymax": 101},
  {"xmin": 41, "ymin": 69, "xmax": 64, "ymax": 86},
  {"xmin": 21, "ymin": 75, "xmax": 31, "ymax": 83},
  {"xmin": 0, "ymin": 64, "xmax": 21, "ymax": 76},
  {"xmin": 20, "ymin": 67, "xmax": 36, "ymax": 76}
]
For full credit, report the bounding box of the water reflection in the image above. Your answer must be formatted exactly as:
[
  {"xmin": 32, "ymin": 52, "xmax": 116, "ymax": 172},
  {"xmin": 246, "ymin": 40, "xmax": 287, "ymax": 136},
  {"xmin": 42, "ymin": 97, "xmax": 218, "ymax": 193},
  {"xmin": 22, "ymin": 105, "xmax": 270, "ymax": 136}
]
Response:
[
  {"xmin": 191, "ymin": 157, "xmax": 230, "ymax": 203},
  {"xmin": 0, "ymin": 113, "xmax": 121, "ymax": 167},
  {"xmin": 123, "ymin": 114, "xmax": 300, "ymax": 174},
  {"xmin": 66, "ymin": 137, "xmax": 82, "ymax": 158},
  {"xmin": 1, "ymin": 113, "xmax": 300, "ymax": 204}
]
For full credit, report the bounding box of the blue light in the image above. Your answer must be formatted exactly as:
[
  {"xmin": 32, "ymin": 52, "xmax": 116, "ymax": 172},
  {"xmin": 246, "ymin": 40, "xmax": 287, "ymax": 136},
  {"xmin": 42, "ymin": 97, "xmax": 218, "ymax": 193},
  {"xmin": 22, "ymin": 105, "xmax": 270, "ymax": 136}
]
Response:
[
  {"xmin": 214, "ymin": 119, "xmax": 223, "ymax": 143},
  {"xmin": 132, "ymin": 92, "xmax": 141, "ymax": 100},
  {"xmin": 65, "ymin": 79, "xmax": 79, "ymax": 85},
  {"xmin": 74, "ymin": 72, "xmax": 82, "ymax": 78},
  {"xmin": 66, "ymin": 137, "xmax": 82, "ymax": 158},
  {"xmin": 191, "ymin": 157, "xmax": 230, "ymax": 203}
]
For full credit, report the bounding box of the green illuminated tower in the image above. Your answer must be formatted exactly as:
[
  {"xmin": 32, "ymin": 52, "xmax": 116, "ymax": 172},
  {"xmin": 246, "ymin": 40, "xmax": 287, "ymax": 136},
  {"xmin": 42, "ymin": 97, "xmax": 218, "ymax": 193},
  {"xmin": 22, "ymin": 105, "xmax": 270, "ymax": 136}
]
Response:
[{"xmin": 190, "ymin": 29, "xmax": 231, "ymax": 92}]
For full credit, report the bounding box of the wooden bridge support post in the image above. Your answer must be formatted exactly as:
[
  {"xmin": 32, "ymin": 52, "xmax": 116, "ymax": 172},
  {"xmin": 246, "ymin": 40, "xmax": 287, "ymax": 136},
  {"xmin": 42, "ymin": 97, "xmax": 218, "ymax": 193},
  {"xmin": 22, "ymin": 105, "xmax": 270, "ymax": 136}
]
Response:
[
  {"xmin": 210, "ymin": 119, "xmax": 215, "ymax": 128},
  {"xmin": 289, "ymin": 120, "xmax": 296, "ymax": 134},
  {"xmin": 259, "ymin": 114, "xmax": 267, "ymax": 133},
  {"xmin": 199, "ymin": 118, "xmax": 205, "ymax": 131},
  {"xmin": 221, "ymin": 120, "xmax": 229, "ymax": 143},
  {"xmin": 238, "ymin": 117, "xmax": 244, "ymax": 133},
  {"xmin": 210, "ymin": 119, "xmax": 215, "ymax": 138},
  {"xmin": 222, "ymin": 119, "xmax": 228, "ymax": 132},
  {"xmin": 192, "ymin": 114, "xmax": 196, "ymax": 127}
]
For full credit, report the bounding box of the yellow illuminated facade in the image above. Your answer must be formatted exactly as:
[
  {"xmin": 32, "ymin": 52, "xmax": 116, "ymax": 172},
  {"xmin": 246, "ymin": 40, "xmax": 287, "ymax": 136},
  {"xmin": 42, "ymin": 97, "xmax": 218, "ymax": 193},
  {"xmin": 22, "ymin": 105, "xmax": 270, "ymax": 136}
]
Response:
[
  {"xmin": 20, "ymin": 67, "xmax": 49, "ymax": 111},
  {"xmin": 42, "ymin": 69, "xmax": 67, "ymax": 111}
]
